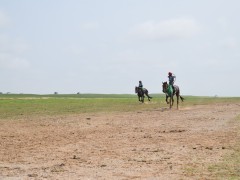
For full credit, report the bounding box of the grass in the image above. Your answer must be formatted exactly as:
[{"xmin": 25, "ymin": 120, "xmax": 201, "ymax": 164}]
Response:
[
  {"xmin": 0, "ymin": 94, "xmax": 240, "ymax": 119},
  {"xmin": 0, "ymin": 94, "xmax": 161, "ymax": 119}
]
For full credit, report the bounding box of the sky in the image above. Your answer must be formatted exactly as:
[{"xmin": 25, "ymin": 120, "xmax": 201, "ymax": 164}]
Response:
[{"xmin": 0, "ymin": 0, "xmax": 239, "ymax": 96}]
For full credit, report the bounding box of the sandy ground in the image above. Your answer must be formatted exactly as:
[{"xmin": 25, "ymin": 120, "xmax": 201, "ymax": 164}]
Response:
[{"xmin": 0, "ymin": 103, "xmax": 240, "ymax": 179}]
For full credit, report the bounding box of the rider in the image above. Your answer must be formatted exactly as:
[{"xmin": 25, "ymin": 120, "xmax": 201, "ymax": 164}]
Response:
[
  {"xmin": 138, "ymin": 81, "xmax": 144, "ymax": 94},
  {"xmin": 168, "ymin": 72, "xmax": 176, "ymax": 93}
]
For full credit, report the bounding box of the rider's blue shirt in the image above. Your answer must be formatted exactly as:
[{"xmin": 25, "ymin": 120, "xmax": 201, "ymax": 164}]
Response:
[{"xmin": 168, "ymin": 76, "xmax": 175, "ymax": 85}]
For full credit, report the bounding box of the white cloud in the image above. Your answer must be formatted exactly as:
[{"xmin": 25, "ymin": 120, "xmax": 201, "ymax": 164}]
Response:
[{"xmin": 130, "ymin": 18, "xmax": 200, "ymax": 41}]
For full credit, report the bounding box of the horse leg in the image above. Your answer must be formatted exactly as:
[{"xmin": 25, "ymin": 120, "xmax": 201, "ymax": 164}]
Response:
[
  {"xmin": 177, "ymin": 95, "xmax": 179, "ymax": 110},
  {"xmin": 166, "ymin": 95, "xmax": 169, "ymax": 104},
  {"xmin": 144, "ymin": 91, "xmax": 152, "ymax": 101},
  {"xmin": 180, "ymin": 95, "xmax": 184, "ymax": 102},
  {"xmin": 176, "ymin": 91, "xmax": 181, "ymax": 109},
  {"xmin": 146, "ymin": 94, "xmax": 152, "ymax": 101},
  {"xmin": 138, "ymin": 94, "xmax": 143, "ymax": 102},
  {"xmin": 147, "ymin": 95, "xmax": 150, "ymax": 101},
  {"xmin": 149, "ymin": 95, "xmax": 152, "ymax": 101},
  {"xmin": 169, "ymin": 96, "xmax": 172, "ymax": 109},
  {"xmin": 148, "ymin": 94, "xmax": 152, "ymax": 100}
]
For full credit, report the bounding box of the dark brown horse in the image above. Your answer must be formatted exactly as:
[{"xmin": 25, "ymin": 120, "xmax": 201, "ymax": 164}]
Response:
[
  {"xmin": 135, "ymin": 87, "xmax": 152, "ymax": 103},
  {"xmin": 162, "ymin": 82, "xmax": 184, "ymax": 109}
]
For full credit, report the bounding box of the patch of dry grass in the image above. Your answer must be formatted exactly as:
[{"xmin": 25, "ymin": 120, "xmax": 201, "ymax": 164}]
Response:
[{"xmin": 208, "ymin": 115, "xmax": 240, "ymax": 179}]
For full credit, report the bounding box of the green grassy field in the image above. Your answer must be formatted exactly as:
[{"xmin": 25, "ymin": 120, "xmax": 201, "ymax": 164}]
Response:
[
  {"xmin": 0, "ymin": 94, "xmax": 156, "ymax": 119},
  {"xmin": 0, "ymin": 93, "xmax": 240, "ymax": 119}
]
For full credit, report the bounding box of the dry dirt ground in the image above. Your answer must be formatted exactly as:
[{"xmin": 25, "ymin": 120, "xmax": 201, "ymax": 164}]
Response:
[{"xmin": 0, "ymin": 103, "xmax": 240, "ymax": 179}]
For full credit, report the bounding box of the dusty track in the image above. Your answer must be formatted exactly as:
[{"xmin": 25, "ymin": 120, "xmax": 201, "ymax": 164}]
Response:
[{"xmin": 0, "ymin": 103, "xmax": 240, "ymax": 179}]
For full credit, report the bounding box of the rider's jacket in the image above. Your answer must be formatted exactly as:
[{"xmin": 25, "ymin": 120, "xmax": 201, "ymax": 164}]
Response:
[{"xmin": 168, "ymin": 75, "xmax": 176, "ymax": 86}]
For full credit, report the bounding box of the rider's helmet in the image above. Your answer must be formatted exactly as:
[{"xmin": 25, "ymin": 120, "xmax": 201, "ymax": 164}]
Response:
[{"xmin": 168, "ymin": 72, "xmax": 172, "ymax": 76}]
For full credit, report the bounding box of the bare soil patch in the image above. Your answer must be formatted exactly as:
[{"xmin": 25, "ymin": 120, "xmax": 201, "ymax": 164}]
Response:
[{"xmin": 0, "ymin": 103, "xmax": 240, "ymax": 179}]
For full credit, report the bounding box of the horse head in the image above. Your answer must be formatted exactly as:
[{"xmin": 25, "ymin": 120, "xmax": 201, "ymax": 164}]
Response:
[
  {"xmin": 135, "ymin": 86, "xmax": 138, "ymax": 93},
  {"xmin": 162, "ymin": 81, "xmax": 168, "ymax": 93}
]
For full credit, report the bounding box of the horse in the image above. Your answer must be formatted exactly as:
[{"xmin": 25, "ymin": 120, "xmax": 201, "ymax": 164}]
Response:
[
  {"xmin": 135, "ymin": 86, "xmax": 152, "ymax": 103},
  {"xmin": 162, "ymin": 81, "xmax": 184, "ymax": 109}
]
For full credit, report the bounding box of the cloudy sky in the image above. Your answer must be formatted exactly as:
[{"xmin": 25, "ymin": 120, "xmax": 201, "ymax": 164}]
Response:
[{"xmin": 0, "ymin": 0, "xmax": 239, "ymax": 96}]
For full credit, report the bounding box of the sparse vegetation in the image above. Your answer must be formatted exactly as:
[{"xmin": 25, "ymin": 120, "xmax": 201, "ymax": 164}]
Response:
[{"xmin": 209, "ymin": 115, "xmax": 240, "ymax": 179}]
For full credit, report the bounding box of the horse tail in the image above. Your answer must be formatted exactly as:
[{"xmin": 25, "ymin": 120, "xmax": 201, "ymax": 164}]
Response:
[{"xmin": 175, "ymin": 86, "xmax": 184, "ymax": 102}]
